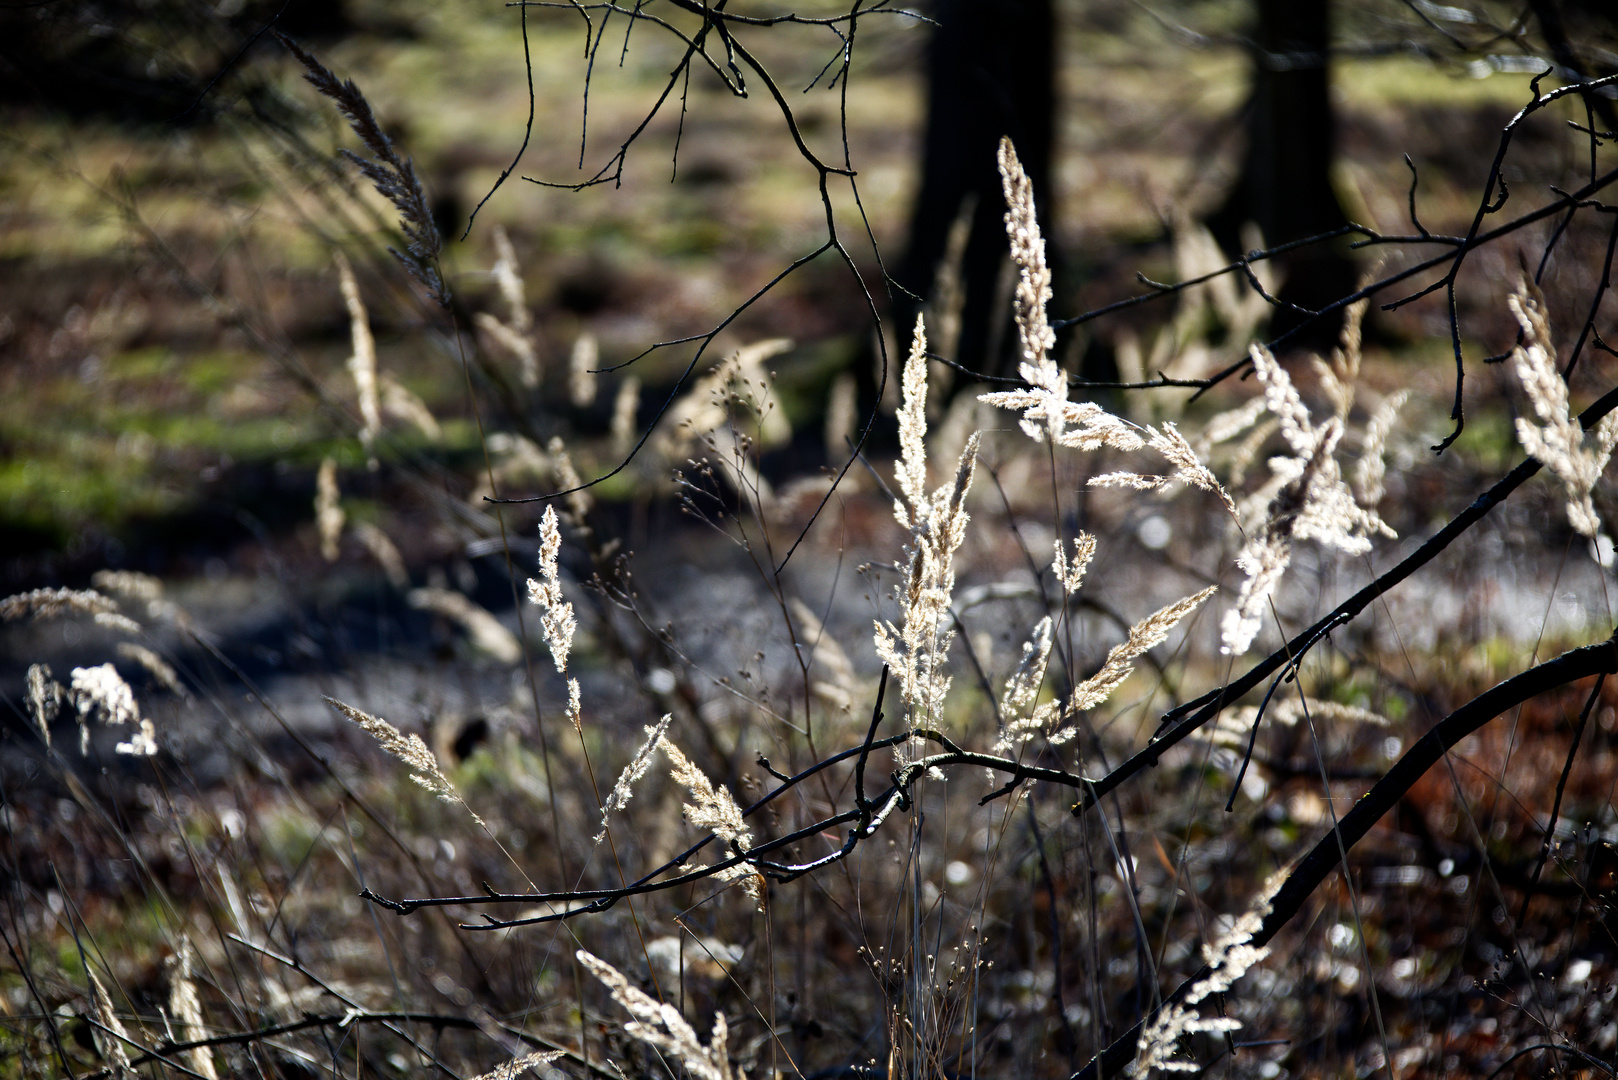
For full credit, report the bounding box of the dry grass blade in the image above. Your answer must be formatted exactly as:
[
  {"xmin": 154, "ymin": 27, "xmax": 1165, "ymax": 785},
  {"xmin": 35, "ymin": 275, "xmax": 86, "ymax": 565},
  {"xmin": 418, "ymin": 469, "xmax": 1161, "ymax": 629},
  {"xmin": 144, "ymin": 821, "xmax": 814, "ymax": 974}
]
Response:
[
  {"xmin": 116, "ymin": 642, "xmax": 186, "ymax": 698},
  {"xmin": 352, "ymin": 520, "xmax": 410, "ymax": 589},
  {"xmin": 87, "ymin": 967, "xmax": 133, "ymax": 1072},
  {"xmin": 168, "ymin": 937, "xmax": 218, "ymax": 1080},
  {"xmin": 26, "ymin": 663, "xmax": 62, "ymax": 747},
  {"xmin": 408, "ymin": 587, "xmax": 522, "ymax": 664},
  {"xmin": 316, "ymin": 457, "xmax": 345, "ymax": 563},
  {"xmin": 335, "ymin": 251, "xmax": 381, "ymax": 463}
]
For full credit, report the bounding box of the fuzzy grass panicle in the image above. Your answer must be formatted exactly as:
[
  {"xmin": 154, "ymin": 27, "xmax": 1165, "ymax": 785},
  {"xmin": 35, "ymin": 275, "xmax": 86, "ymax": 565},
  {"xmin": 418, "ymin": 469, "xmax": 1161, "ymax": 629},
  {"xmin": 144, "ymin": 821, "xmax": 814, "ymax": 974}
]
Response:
[
  {"xmin": 577, "ymin": 950, "xmax": 741, "ymax": 1080},
  {"xmin": 874, "ymin": 315, "xmax": 982, "ymax": 721},
  {"xmin": 278, "ymin": 34, "xmax": 447, "ymax": 306},
  {"xmin": 1508, "ymin": 277, "xmax": 1618, "ymax": 539},
  {"xmin": 1130, "ymin": 876, "xmax": 1279, "ymax": 1075},
  {"xmin": 326, "ymin": 696, "xmax": 469, "ymax": 811},
  {"xmin": 1220, "ymin": 344, "xmax": 1397, "ymax": 655}
]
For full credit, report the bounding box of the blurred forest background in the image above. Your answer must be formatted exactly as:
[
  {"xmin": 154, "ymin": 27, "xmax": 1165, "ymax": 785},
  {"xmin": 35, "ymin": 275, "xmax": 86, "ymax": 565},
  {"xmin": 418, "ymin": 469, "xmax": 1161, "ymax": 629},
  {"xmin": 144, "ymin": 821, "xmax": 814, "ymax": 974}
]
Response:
[{"xmin": 3, "ymin": 1, "xmax": 1618, "ymax": 1078}]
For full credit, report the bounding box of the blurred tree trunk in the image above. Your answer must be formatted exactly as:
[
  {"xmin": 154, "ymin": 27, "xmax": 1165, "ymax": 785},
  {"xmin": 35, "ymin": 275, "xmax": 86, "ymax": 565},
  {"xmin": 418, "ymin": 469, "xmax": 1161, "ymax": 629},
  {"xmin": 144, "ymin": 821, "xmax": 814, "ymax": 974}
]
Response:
[
  {"xmin": 1530, "ymin": 0, "xmax": 1618, "ymax": 134},
  {"xmin": 1207, "ymin": 0, "xmax": 1355, "ymax": 352},
  {"xmin": 892, "ymin": 0, "xmax": 1056, "ymax": 385}
]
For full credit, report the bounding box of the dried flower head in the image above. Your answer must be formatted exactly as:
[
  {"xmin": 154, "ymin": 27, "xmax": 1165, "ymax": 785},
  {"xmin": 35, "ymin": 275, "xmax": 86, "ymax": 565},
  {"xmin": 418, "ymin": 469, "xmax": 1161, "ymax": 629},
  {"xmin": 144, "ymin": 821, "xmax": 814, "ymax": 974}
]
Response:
[
  {"xmin": 479, "ymin": 227, "xmax": 540, "ymax": 388},
  {"xmin": 1221, "ymin": 346, "xmax": 1397, "ymax": 655},
  {"xmin": 980, "ymin": 140, "xmax": 1144, "ymax": 454},
  {"xmin": 90, "ymin": 570, "xmax": 163, "ymax": 606},
  {"xmin": 116, "ymin": 718, "xmax": 159, "ymax": 757},
  {"xmin": 895, "ymin": 315, "xmax": 931, "ymax": 528},
  {"xmin": 996, "ymin": 616, "xmax": 1060, "ymax": 751},
  {"xmin": 477, "ymin": 229, "xmax": 538, "ymax": 386},
  {"xmin": 1089, "ymin": 422, "xmax": 1237, "ymax": 518},
  {"xmin": 92, "ymin": 570, "xmax": 186, "ymax": 628},
  {"xmin": 94, "ymin": 611, "xmax": 143, "ymax": 635},
  {"xmin": 662, "ymin": 738, "xmax": 751, "ymax": 850},
  {"xmin": 789, "ymin": 597, "xmax": 860, "ymax": 716},
  {"xmin": 72, "ymin": 663, "xmax": 140, "ymax": 729},
  {"xmin": 380, "ymin": 372, "xmax": 442, "ymax": 441},
  {"xmin": 874, "ymin": 423, "xmax": 981, "ymax": 721},
  {"xmin": 1201, "ymin": 395, "xmax": 1269, "ymax": 451},
  {"xmin": 1212, "ymin": 696, "xmax": 1390, "ymax": 751},
  {"xmin": 998, "ymin": 136, "xmax": 1054, "ymax": 370},
  {"xmin": 491, "ymin": 226, "xmax": 530, "ymax": 335},
  {"xmin": 1508, "ymin": 278, "xmax": 1618, "ymax": 538},
  {"xmin": 546, "ymin": 437, "xmax": 593, "ymax": 527},
  {"xmin": 658, "ymin": 339, "xmax": 795, "ymax": 461},
  {"xmin": 824, "ymin": 372, "xmax": 858, "ymax": 459},
  {"xmin": 1052, "ymin": 534, "xmax": 1097, "ymax": 595},
  {"xmin": 611, "ymin": 375, "xmax": 642, "ymax": 457},
  {"xmin": 1354, "ymin": 389, "xmax": 1409, "ymax": 508}
]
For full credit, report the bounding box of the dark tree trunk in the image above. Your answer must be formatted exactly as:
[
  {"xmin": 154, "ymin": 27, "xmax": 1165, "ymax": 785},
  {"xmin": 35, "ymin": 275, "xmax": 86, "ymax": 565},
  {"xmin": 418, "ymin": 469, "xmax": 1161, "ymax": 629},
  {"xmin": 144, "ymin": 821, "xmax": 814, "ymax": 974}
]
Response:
[
  {"xmin": 1208, "ymin": 0, "xmax": 1355, "ymax": 353},
  {"xmin": 1530, "ymin": 0, "xmax": 1618, "ymax": 135},
  {"xmin": 891, "ymin": 0, "xmax": 1057, "ymax": 384}
]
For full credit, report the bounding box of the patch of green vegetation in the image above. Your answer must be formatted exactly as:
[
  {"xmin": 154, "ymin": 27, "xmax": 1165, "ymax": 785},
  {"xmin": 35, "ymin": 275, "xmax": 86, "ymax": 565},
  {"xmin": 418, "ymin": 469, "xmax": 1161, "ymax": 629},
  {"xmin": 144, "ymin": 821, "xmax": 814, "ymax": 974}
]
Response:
[
  {"xmin": 0, "ymin": 442, "xmax": 186, "ymax": 543},
  {"xmin": 256, "ymin": 802, "xmax": 326, "ymax": 866},
  {"xmin": 1336, "ymin": 55, "xmax": 1541, "ymax": 111},
  {"xmin": 1449, "ymin": 409, "xmax": 1519, "ymax": 473}
]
